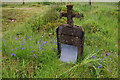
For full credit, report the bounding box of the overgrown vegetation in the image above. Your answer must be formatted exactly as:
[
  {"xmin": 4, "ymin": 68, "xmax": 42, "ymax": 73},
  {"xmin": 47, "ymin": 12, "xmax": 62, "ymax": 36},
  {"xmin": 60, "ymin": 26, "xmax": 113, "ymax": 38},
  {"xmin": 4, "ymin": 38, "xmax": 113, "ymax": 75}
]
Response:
[{"xmin": 2, "ymin": 2, "xmax": 118, "ymax": 78}]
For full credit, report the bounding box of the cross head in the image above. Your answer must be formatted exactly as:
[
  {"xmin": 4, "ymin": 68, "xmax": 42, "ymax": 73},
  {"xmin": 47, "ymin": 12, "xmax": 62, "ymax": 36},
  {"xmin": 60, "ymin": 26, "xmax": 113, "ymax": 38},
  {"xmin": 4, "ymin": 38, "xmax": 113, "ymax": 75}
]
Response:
[{"xmin": 60, "ymin": 4, "xmax": 83, "ymax": 27}]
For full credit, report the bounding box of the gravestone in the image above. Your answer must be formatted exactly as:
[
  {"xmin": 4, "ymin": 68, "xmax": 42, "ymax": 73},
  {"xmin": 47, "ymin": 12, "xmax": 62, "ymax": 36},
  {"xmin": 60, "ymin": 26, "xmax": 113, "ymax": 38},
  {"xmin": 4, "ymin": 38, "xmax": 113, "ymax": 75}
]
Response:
[{"xmin": 56, "ymin": 4, "xmax": 85, "ymax": 63}]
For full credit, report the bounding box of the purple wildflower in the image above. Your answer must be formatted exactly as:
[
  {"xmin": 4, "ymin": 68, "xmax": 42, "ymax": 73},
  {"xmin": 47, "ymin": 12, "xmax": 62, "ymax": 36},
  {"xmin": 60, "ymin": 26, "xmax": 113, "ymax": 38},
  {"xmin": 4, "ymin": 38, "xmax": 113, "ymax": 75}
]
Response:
[
  {"xmin": 34, "ymin": 54, "xmax": 38, "ymax": 58},
  {"xmin": 109, "ymin": 58, "xmax": 111, "ymax": 60},
  {"xmin": 19, "ymin": 44, "xmax": 20, "ymax": 45},
  {"xmin": 35, "ymin": 56, "xmax": 38, "ymax": 58},
  {"xmin": 96, "ymin": 49, "xmax": 98, "ymax": 51},
  {"xmin": 85, "ymin": 65, "xmax": 87, "ymax": 67},
  {"xmin": 100, "ymin": 61, "xmax": 102, "ymax": 63},
  {"xmin": 0, "ymin": 50, "xmax": 1, "ymax": 52},
  {"xmin": 22, "ymin": 48, "xmax": 24, "ymax": 50},
  {"xmin": 4, "ymin": 44, "xmax": 6, "ymax": 47},
  {"xmin": 11, "ymin": 53, "xmax": 16, "ymax": 56},
  {"xmin": 19, "ymin": 38, "xmax": 21, "ymax": 39},
  {"xmin": 114, "ymin": 65, "xmax": 116, "ymax": 67},
  {"xmin": 32, "ymin": 50, "xmax": 34, "ymax": 52},
  {"xmin": 38, "ymin": 41, "xmax": 40, "ymax": 43},
  {"xmin": 89, "ymin": 63, "xmax": 91, "ymax": 65},
  {"xmin": 44, "ymin": 41, "xmax": 47, "ymax": 44},
  {"xmin": 99, "ymin": 64, "xmax": 102, "ymax": 67},
  {"xmin": 91, "ymin": 56, "xmax": 93, "ymax": 58},
  {"xmin": 39, "ymin": 47, "xmax": 42, "ymax": 49},
  {"xmin": 30, "ymin": 39, "xmax": 32, "ymax": 40},
  {"xmin": 56, "ymin": 48, "xmax": 57, "ymax": 50},
  {"xmin": 88, "ymin": 50, "xmax": 90, "ymax": 51},
  {"xmin": 30, "ymin": 46, "xmax": 32, "ymax": 48},
  {"xmin": 15, "ymin": 37, "xmax": 17, "ymax": 40},
  {"xmin": 103, "ymin": 62, "xmax": 104, "ymax": 64},
  {"xmin": 11, "ymin": 49, "xmax": 13, "ymax": 51},
  {"xmin": 108, "ymin": 53, "xmax": 110, "ymax": 56},
  {"xmin": 15, "ymin": 48, "xmax": 18, "ymax": 50},
  {"xmin": 11, "ymin": 53, "xmax": 14, "ymax": 56},
  {"xmin": 54, "ymin": 41, "xmax": 57, "ymax": 43},
  {"xmin": 51, "ymin": 47, "xmax": 53, "ymax": 49}
]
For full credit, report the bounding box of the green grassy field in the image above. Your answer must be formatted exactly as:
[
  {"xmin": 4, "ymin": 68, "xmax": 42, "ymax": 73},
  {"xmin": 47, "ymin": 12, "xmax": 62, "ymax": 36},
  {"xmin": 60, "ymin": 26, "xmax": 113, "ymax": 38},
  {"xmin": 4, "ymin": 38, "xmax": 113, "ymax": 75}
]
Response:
[{"xmin": 2, "ymin": 2, "xmax": 118, "ymax": 78}]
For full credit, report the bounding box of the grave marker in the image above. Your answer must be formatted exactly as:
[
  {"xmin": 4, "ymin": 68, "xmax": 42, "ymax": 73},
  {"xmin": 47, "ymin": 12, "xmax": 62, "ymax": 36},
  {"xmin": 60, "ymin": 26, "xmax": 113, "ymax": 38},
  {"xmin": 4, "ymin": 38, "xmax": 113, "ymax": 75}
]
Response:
[{"xmin": 56, "ymin": 4, "xmax": 85, "ymax": 63}]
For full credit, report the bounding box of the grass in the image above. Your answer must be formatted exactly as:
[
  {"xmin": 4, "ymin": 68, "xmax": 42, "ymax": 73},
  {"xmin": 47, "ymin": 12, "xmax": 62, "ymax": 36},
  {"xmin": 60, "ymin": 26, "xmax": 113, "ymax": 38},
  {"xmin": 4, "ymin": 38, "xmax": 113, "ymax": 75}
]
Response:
[{"xmin": 2, "ymin": 2, "xmax": 119, "ymax": 78}]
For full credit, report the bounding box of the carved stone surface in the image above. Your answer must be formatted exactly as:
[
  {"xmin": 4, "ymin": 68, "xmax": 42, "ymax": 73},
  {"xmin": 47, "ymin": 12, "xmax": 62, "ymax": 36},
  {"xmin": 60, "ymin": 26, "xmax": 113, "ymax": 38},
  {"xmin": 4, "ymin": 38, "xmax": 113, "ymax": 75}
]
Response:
[{"xmin": 56, "ymin": 24, "xmax": 84, "ymax": 58}]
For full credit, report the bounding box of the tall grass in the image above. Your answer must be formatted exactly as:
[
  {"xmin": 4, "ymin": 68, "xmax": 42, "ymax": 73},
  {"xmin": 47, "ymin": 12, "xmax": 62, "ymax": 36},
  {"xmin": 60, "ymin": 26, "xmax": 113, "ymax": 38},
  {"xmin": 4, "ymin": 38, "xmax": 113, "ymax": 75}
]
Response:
[{"xmin": 2, "ymin": 2, "xmax": 118, "ymax": 78}]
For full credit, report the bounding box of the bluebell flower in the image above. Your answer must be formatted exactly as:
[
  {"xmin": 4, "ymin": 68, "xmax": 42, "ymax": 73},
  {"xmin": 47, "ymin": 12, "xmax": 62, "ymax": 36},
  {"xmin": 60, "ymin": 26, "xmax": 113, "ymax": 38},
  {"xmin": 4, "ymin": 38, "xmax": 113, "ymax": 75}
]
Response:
[
  {"xmin": 99, "ymin": 64, "xmax": 102, "ymax": 67},
  {"xmin": 15, "ymin": 48, "xmax": 18, "ymax": 50},
  {"xmin": 108, "ymin": 53, "xmax": 110, "ymax": 56},
  {"xmin": 91, "ymin": 56, "xmax": 93, "ymax": 58},
  {"xmin": 96, "ymin": 49, "xmax": 98, "ymax": 51},
  {"xmin": 88, "ymin": 50, "xmax": 90, "ymax": 51},
  {"xmin": 0, "ymin": 50, "xmax": 1, "ymax": 52},
  {"xmin": 15, "ymin": 37, "xmax": 17, "ymax": 40},
  {"xmin": 4, "ymin": 44, "xmax": 6, "ymax": 47},
  {"xmin": 103, "ymin": 62, "xmax": 104, "ymax": 64},
  {"xmin": 51, "ymin": 47, "xmax": 53, "ymax": 49},
  {"xmin": 19, "ymin": 44, "xmax": 20, "ymax": 45},
  {"xmin": 32, "ymin": 50, "xmax": 34, "ymax": 52},
  {"xmin": 54, "ymin": 41, "xmax": 57, "ymax": 43},
  {"xmin": 22, "ymin": 48, "xmax": 24, "ymax": 50},
  {"xmin": 11, "ymin": 49, "xmax": 13, "ymax": 51},
  {"xmin": 109, "ymin": 58, "xmax": 111, "ymax": 60},
  {"xmin": 89, "ymin": 63, "xmax": 91, "ymax": 65},
  {"xmin": 44, "ymin": 41, "xmax": 47, "ymax": 44},
  {"xmin": 35, "ymin": 56, "xmax": 38, "ymax": 58},
  {"xmin": 19, "ymin": 38, "xmax": 21, "ymax": 39},
  {"xmin": 100, "ymin": 61, "xmax": 102, "ymax": 63},
  {"xmin": 11, "ymin": 53, "xmax": 16, "ymax": 56},
  {"xmin": 114, "ymin": 65, "xmax": 116, "ymax": 67},
  {"xmin": 30, "ymin": 39, "xmax": 32, "ymax": 41},
  {"xmin": 39, "ymin": 47, "xmax": 42, "ymax": 49},
  {"xmin": 38, "ymin": 41, "xmax": 40, "ymax": 43},
  {"xmin": 34, "ymin": 54, "xmax": 38, "ymax": 58},
  {"xmin": 19, "ymin": 41, "xmax": 21, "ymax": 43},
  {"xmin": 85, "ymin": 65, "xmax": 87, "ymax": 67},
  {"xmin": 30, "ymin": 46, "xmax": 32, "ymax": 48}
]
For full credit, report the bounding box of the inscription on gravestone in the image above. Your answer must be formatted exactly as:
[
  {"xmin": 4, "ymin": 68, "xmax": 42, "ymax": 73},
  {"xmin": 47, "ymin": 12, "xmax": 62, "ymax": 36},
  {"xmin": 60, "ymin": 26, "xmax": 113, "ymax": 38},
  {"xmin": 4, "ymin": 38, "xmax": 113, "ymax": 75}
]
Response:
[{"xmin": 56, "ymin": 4, "xmax": 85, "ymax": 63}]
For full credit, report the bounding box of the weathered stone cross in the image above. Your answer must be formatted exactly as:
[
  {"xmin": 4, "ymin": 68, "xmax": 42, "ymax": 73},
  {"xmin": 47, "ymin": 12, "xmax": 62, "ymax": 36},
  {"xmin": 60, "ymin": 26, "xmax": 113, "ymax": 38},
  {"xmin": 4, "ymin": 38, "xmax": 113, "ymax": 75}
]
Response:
[
  {"xmin": 60, "ymin": 4, "xmax": 83, "ymax": 26},
  {"xmin": 57, "ymin": 4, "xmax": 84, "ymax": 63}
]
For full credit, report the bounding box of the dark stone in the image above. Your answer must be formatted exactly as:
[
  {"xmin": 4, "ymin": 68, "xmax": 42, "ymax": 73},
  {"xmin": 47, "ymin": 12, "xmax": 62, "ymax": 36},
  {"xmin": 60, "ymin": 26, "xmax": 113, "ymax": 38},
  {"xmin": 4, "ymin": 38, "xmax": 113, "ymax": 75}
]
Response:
[
  {"xmin": 57, "ymin": 4, "xmax": 85, "ymax": 59},
  {"xmin": 56, "ymin": 24, "xmax": 84, "ymax": 58}
]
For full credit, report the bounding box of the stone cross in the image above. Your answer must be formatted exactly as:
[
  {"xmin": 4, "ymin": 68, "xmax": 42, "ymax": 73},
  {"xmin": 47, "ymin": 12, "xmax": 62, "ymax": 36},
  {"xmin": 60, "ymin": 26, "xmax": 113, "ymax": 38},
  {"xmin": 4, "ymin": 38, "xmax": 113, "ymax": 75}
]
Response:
[
  {"xmin": 60, "ymin": 4, "xmax": 83, "ymax": 26},
  {"xmin": 56, "ymin": 4, "xmax": 84, "ymax": 63}
]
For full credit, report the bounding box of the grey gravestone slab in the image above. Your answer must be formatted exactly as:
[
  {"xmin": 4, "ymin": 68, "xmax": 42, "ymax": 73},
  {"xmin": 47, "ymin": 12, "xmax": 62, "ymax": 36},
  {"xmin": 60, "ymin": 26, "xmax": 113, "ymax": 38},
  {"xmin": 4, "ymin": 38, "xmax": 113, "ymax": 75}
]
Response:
[{"xmin": 60, "ymin": 43, "xmax": 78, "ymax": 63}]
